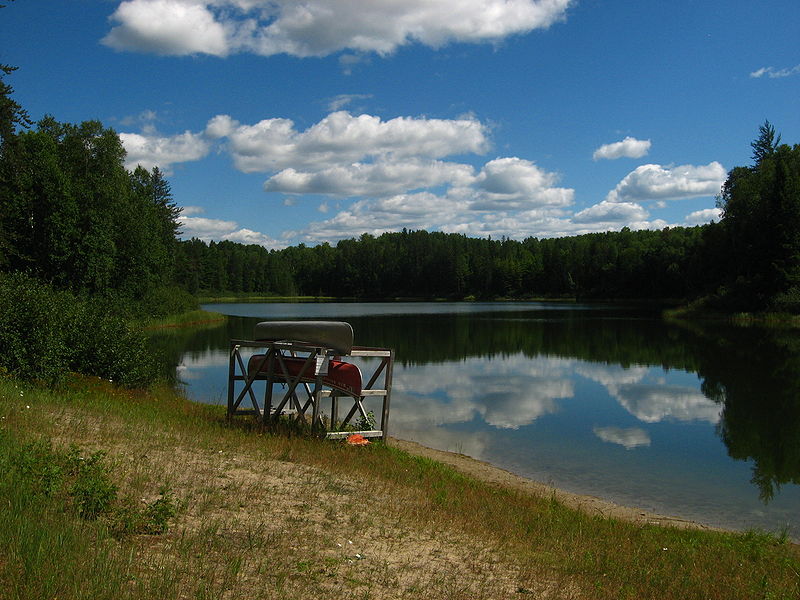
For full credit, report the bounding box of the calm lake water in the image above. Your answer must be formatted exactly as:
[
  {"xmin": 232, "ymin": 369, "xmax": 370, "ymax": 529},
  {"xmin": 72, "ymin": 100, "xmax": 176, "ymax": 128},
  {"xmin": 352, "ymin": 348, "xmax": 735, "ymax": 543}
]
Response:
[{"xmin": 158, "ymin": 302, "xmax": 800, "ymax": 538}]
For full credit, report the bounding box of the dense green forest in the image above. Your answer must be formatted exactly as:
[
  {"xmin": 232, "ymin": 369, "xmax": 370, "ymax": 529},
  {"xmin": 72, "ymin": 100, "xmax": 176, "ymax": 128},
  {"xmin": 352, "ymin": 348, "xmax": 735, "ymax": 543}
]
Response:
[
  {"xmin": 176, "ymin": 225, "xmax": 717, "ymax": 301},
  {"xmin": 174, "ymin": 123, "xmax": 800, "ymax": 312}
]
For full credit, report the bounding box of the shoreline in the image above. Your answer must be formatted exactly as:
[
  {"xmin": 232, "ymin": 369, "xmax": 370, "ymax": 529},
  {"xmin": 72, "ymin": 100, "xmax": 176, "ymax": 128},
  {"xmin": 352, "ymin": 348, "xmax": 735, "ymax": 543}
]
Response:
[{"xmin": 388, "ymin": 437, "xmax": 725, "ymax": 534}]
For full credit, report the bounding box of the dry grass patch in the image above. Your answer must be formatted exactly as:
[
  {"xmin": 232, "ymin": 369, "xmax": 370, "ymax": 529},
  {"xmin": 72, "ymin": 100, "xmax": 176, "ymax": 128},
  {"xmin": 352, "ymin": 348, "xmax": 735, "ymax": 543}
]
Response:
[{"xmin": 2, "ymin": 376, "xmax": 798, "ymax": 600}]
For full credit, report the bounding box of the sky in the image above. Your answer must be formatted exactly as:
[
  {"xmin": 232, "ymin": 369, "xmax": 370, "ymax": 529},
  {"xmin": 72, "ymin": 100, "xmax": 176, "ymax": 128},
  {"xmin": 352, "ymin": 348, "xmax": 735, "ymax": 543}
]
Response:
[{"xmin": 2, "ymin": 0, "xmax": 798, "ymax": 249}]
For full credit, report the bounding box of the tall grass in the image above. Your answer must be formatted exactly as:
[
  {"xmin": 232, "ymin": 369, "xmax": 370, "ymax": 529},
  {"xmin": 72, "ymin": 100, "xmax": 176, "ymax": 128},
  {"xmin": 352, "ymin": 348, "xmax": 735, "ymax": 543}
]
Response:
[{"xmin": 2, "ymin": 376, "xmax": 798, "ymax": 599}]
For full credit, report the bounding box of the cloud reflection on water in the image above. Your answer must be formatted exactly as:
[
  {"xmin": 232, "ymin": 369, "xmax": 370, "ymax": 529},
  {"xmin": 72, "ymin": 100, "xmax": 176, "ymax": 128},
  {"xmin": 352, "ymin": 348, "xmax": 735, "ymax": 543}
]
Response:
[
  {"xmin": 393, "ymin": 354, "xmax": 574, "ymax": 431},
  {"xmin": 593, "ymin": 426, "xmax": 651, "ymax": 449},
  {"xmin": 576, "ymin": 363, "xmax": 721, "ymax": 424}
]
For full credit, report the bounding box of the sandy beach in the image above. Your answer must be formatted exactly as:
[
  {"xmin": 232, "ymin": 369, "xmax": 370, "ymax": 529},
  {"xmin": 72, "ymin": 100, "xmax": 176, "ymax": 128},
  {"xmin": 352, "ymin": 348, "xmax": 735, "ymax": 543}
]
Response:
[{"xmin": 389, "ymin": 437, "xmax": 724, "ymax": 534}]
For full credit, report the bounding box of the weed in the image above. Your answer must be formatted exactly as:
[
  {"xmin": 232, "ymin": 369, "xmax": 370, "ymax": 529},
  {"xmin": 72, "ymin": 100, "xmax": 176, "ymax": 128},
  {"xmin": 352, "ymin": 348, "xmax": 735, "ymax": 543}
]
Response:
[
  {"xmin": 355, "ymin": 410, "xmax": 376, "ymax": 431},
  {"xmin": 66, "ymin": 446, "xmax": 118, "ymax": 519}
]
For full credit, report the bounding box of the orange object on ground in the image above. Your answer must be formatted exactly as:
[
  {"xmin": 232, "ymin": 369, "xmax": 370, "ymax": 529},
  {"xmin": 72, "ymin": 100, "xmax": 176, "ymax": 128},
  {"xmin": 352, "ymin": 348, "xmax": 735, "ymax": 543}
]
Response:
[{"xmin": 346, "ymin": 434, "xmax": 370, "ymax": 445}]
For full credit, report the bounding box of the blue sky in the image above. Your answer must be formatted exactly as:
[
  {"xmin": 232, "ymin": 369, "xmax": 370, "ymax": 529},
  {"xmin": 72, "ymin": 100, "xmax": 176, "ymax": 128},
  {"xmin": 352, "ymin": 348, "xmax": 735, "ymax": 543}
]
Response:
[{"xmin": 2, "ymin": 0, "xmax": 798, "ymax": 248}]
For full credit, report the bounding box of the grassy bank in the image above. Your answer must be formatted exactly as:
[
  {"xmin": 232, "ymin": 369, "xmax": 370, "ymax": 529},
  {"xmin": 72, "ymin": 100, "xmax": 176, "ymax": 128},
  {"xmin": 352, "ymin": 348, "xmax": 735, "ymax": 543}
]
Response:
[
  {"xmin": 198, "ymin": 294, "xmax": 338, "ymax": 303},
  {"xmin": 1, "ymin": 376, "xmax": 798, "ymax": 599},
  {"xmin": 140, "ymin": 309, "xmax": 228, "ymax": 330},
  {"xmin": 664, "ymin": 304, "xmax": 800, "ymax": 328}
]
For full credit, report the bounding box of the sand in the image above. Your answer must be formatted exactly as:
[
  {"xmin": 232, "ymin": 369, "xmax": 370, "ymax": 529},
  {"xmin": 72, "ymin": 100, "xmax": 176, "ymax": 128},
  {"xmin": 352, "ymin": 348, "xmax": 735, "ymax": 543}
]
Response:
[{"xmin": 389, "ymin": 437, "xmax": 723, "ymax": 533}]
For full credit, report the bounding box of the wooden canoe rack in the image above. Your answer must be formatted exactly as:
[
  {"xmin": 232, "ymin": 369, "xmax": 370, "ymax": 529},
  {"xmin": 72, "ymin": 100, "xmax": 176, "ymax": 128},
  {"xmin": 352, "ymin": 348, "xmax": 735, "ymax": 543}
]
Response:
[{"xmin": 227, "ymin": 321, "xmax": 394, "ymax": 440}]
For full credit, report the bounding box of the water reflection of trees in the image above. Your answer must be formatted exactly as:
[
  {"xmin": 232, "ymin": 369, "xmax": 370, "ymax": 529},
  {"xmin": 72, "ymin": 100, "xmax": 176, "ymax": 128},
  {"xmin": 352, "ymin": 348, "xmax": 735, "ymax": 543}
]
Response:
[
  {"xmin": 157, "ymin": 309, "xmax": 800, "ymax": 501},
  {"xmin": 691, "ymin": 325, "xmax": 800, "ymax": 502}
]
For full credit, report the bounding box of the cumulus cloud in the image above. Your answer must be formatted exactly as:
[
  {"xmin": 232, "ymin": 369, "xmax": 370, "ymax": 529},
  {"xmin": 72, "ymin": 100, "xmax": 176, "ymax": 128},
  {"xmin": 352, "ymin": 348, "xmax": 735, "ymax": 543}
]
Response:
[
  {"xmin": 218, "ymin": 111, "xmax": 489, "ymax": 173},
  {"xmin": 470, "ymin": 157, "xmax": 574, "ymax": 209},
  {"xmin": 102, "ymin": 0, "xmax": 572, "ymax": 58},
  {"xmin": 120, "ymin": 128, "xmax": 211, "ymax": 172},
  {"xmin": 327, "ymin": 93, "xmax": 373, "ymax": 112},
  {"xmin": 750, "ymin": 64, "xmax": 800, "ymax": 79},
  {"xmin": 684, "ymin": 207, "xmax": 721, "ymax": 226},
  {"xmin": 593, "ymin": 426, "xmax": 651, "ymax": 449},
  {"xmin": 125, "ymin": 108, "xmax": 718, "ymax": 243},
  {"xmin": 572, "ymin": 200, "xmax": 648, "ymax": 225},
  {"xmin": 178, "ymin": 210, "xmax": 285, "ymax": 248},
  {"xmin": 592, "ymin": 136, "xmax": 651, "ymax": 161},
  {"xmin": 264, "ymin": 159, "xmax": 476, "ymax": 197},
  {"xmin": 103, "ymin": 0, "xmax": 229, "ymax": 56},
  {"xmin": 605, "ymin": 162, "xmax": 726, "ymax": 203}
]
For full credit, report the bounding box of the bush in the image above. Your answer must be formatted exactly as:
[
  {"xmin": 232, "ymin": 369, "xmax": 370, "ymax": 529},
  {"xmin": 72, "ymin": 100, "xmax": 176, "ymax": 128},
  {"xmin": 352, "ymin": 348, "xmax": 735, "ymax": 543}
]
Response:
[
  {"xmin": 2, "ymin": 431, "xmax": 176, "ymax": 533},
  {"xmin": 137, "ymin": 285, "xmax": 199, "ymax": 319},
  {"xmin": 5, "ymin": 437, "xmax": 117, "ymax": 520},
  {"xmin": 0, "ymin": 272, "xmax": 159, "ymax": 386},
  {"xmin": 769, "ymin": 286, "xmax": 800, "ymax": 314}
]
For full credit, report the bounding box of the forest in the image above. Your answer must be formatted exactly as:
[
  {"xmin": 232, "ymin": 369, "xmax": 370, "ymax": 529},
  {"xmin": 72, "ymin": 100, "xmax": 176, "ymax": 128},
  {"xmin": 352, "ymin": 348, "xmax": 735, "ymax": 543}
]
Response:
[
  {"xmin": 173, "ymin": 121, "xmax": 800, "ymax": 313},
  {"xmin": 2, "ymin": 51, "xmax": 800, "ymax": 387},
  {"xmin": 2, "ymin": 51, "xmax": 800, "ymax": 314}
]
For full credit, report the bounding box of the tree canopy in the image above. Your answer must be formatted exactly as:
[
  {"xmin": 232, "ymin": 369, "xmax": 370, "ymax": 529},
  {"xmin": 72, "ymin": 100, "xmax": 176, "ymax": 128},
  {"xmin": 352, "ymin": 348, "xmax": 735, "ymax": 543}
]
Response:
[
  {"xmin": 0, "ymin": 116, "xmax": 182, "ymax": 298},
  {"xmin": 716, "ymin": 121, "xmax": 800, "ymax": 311}
]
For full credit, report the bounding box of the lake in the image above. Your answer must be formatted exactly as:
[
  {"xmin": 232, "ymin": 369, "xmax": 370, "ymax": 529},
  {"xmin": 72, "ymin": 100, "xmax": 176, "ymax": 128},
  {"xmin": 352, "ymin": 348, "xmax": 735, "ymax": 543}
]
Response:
[{"xmin": 158, "ymin": 301, "xmax": 800, "ymax": 538}]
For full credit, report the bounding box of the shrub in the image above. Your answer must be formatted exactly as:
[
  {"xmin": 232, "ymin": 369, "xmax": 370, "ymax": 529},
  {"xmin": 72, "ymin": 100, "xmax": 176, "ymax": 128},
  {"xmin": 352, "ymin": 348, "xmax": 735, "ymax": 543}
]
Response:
[
  {"xmin": 137, "ymin": 285, "xmax": 199, "ymax": 319},
  {"xmin": 769, "ymin": 286, "xmax": 800, "ymax": 314},
  {"xmin": 0, "ymin": 272, "xmax": 159, "ymax": 386},
  {"xmin": 4, "ymin": 437, "xmax": 117, "ymax": 520}
]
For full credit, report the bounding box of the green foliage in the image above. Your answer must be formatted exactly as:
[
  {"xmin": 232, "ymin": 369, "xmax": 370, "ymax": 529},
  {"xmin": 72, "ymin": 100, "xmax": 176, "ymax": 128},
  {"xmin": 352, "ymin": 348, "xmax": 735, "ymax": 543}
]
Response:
[
  {"xmin": 0, "ymin": 272, "xmax": 159, "ymax": 386},
  {"xmin": 0, "ymin": 116, "xmax": 182, "ymax": 298},
  {"xmin": 751, "ymin": 120, "xmax": 782, "ymax": 164},
  {"xmin": 66, "ymin": 447, "xmax": 118, "ymax": 520},
  {"xmin": 141, "ymin": 489, "xmax": 177, "ymax": 534},
  {"xmin": 175, "ymin": 225, "xmax": 717, "ymax": 301},
  {"xmin": 355, "ymin": 410, "xmax": 377, "ymax": 431},
  {"xmin": 137, "ymin": 284, "xmax": 199, "ymax": 319},
  {"xmin": 171, "ymin": 123, "xmax": 798, "ymax": 313},
  {"xmin": 716, "ymin": 123, "xmax": 800, "ymax": 311},
  {"xmin": 2, "ymin": 430, "xmax": 177, "ymax": 534},
  {"xmin": 113, "ymin": 488, "xmax": 177, "ymax": 535},
  {"xmin": 5, "ymin": 437, "xmax": 117, "ymax": 520},
  {"xmin": 0, "ymin": 58, "xmax": 31, "ymax": 147}
]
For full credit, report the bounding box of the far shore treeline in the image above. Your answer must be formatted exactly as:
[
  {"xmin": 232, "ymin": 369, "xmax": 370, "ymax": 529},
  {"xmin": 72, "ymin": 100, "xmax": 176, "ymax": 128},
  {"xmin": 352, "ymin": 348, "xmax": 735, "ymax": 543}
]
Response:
[
  {"xmin": 1, "ymin": 58, "xmax": 800, "ymax": 386},
  {"xmin": 176, "ymin": 121, "xmax": 800, "ymax": 313}
]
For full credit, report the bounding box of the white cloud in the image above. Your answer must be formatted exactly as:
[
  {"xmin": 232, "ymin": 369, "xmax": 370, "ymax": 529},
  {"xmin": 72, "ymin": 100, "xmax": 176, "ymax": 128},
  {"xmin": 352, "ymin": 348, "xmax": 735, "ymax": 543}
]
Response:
[
  {"xmin": 684, "ymin": 207, "xmax": 721, "ymax": 226},
  {"xmin": 593, "ymin": 136, "xmax": 651, "ymax": 161},
  {"xmin": 606, "ymin": 162, "xmax": 726, "ymax": 203},
  {"xmin": 219, "ymin": 111, "xmax": 489, "ymax": 173},
  {"xmin": 572, "ymin": 200, "xmax": 648, "ymax": 225},
  {"xmin": 179, "ymin": 214, "xmax": 285, "ymax": 248},
  {"xmin": 204, "ymin": 114, "xmax": 238, "ymax": 139},
  {"xmin": 593, "ymin": 426, "xmax": 651, "ymax": 450},
  {"xmin": 470, "ymin": 157, "xmax": 574, "ymax": 209},
  {"xmin": 120, "ymin": 129, "xmax": 211, "ymax": 172},
  {"xmin": 179, "ymin": 215, "xmax": 240, "ymax": 238},
  {"xmin": 180, "ymin": 205, "xmax": 206, "ymax": 216},
  {"xmin": 103, "ymin": 0, "xmax": 573, "ymax": 58},
  {"xmin": 327, "ymin": 93, "xmax": 373, "ymax": 112},
  {"xmin": 122, "ymin": 109, "xmax": 721, "ymax": 244},
  {"xmin": 750, "ymin": 64, "xmax": 800, "ymax": 79},
  {"xmin": 264, "ymin": 159, "xmax": 475, "ymax": 197},
  {"xmin": 103, "ymin": 0, "xmax": 229, "ymax": 56}
]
